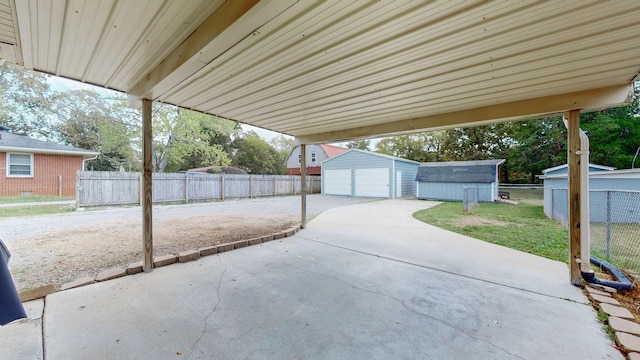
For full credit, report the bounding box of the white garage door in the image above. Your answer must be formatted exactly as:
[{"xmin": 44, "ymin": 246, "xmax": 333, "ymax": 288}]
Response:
[
  {"xmin": 355, "ymin": 168, "xmax": 389, "ymax": 197},
  {"xmin": 324, "ymin": 169, "xmax": 351, "ymax": 195}
]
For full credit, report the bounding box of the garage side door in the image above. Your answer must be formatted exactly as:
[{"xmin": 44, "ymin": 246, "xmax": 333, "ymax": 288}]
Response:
[
  {"xmin": 324, "ymin": 169, "xmax": 351, "ymax": 195},
  {"xmin": 355, "ymin": 168, "xmax": 389, "ymax": 197}
]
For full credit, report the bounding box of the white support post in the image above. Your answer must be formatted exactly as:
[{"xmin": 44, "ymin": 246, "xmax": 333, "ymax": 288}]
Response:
[
  {"xmin": 301, "ymin": 144, "xmax": 307, "ymax": 229},
  {"xmin": 567, "ymin": 109, "xmax": 582, "ymax": 285}
]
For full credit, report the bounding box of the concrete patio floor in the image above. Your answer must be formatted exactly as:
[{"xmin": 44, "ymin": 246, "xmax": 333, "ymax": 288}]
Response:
[{"xmin": 1, "ymin": 199, "xmax": 621, "ymax": 359}]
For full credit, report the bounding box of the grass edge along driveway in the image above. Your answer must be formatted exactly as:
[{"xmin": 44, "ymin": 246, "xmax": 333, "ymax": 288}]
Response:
[{"xmin": 412, "ymin": 201, "xmax": 569, "ymax": 263}]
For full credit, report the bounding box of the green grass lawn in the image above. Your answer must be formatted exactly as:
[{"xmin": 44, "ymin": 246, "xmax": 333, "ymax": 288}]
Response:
[
  {"xmin": 413, "ymin": 198, "xmax": 569, "ymax": 263},
  {"xmin": 0, "ymin": 196, "xmax": 75, "ymax": 218},
  {"xmin": 0, "ymin": 204, "xmax": 75, "ymax": 218},
  {"xmin": 0, "ymin": 195, "xmax": 74, "ymax": 204}
]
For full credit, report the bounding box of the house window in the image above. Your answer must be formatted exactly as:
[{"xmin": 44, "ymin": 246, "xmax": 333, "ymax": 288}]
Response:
[
  {"xmin": 311, "ymin": 152, "xmax": 317, "ymax": 163},
  {"xmin": 297, "ymin": 154, "xmax": 301, "ymax": 164},
  {"xmin": 7, "ymin": 153, "xmax": 33, "ymax": 177}
]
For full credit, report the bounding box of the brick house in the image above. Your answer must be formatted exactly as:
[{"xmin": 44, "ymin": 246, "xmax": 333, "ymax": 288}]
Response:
[
  {"xmin": 286, "ymin": 144, "xmax": 348, "ymax": 176},
  {"xmin": 0, "ymin": 126, "xmax": 99, "ymax": 196}
]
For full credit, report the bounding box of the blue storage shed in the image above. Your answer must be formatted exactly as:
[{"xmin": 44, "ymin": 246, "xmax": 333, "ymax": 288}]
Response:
[
  {"xmin": 540, "ymin": 164, "xmax": 640, "ymax": 223},
  {"xmin": 415, "ymin": 159, "xmax": 505, "ymax": 202},
  {"xmin": 321, "ymin": 150, "xmax": 419, "ymax": 198}
]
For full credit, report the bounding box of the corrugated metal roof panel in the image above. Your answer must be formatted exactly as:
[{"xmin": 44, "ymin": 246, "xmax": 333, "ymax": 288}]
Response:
[{"xmin": 4, "ymin": 0, "xmax": 640, "ymax": 142}]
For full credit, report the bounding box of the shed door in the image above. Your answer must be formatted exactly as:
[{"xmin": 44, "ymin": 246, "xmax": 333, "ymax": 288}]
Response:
[
  {"xmin": 324, "ymin": 169, "xmax": 351, "ymax": 195},
  {"xmin": 355, "ymin": 168, "xmax": 389, "ymax": 197}
]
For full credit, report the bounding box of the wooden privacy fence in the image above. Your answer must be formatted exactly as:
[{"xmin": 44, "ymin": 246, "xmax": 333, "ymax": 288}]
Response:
[{"xmin": 76, "ymin": 171, "xmax": 322, "ymax": 207}]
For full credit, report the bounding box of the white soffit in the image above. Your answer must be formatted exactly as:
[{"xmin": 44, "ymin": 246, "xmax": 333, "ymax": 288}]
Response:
[{"xmin": 5, "ymin": 0, "xmax": 640, "ymax": 143}]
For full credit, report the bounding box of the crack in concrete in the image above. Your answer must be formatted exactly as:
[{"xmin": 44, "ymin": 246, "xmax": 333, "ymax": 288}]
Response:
[
  {"xmin": 286, "ymin": 260, "xmax": 525, "ymax": 360},
  {"xmin": 41, "ymin": 297, "xmax": 46, "ymax": 360},
  {"xmin": 298, "ymin": 235, "xmax": 590, "ymax": 306},
  {"xmin": 186, "ymin": 265, "xmax": 227, "ymax": 360}
]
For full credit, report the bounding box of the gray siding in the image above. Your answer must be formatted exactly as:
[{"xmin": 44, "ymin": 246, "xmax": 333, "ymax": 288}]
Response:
[
  {"xmin": 544, "ymin": 176, "xmax": 640, "ymax": 221},
  {"xmin": 394, "ymin": 160, "xmax": 418, "ymax": 197},
  {"xmin": 417, "ymin": 181, "xmax": 496, "ymax": 202},
  {"xmin": 322, "ymin": 150, "xmax": 418, "ymax": 198},
  {"xmin": 286, "ymin": 144, "xmax": 330, "ymax": 169},
  {"xmin": 323, "ymin": 150, "xmax": 392, "ymax": 197}
]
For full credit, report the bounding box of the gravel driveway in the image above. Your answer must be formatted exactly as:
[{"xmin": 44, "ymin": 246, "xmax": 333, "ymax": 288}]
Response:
[{"xmin": 2, "ymin": 195, "xmax": 376, "ymax": 290}]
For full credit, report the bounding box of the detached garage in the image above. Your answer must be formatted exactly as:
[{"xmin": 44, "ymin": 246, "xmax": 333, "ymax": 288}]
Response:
[
  {"xmin": 416, "ymin": 159, "xmax": 505, "ymax": 202},
  {"xmin": 322, "ymin": 150, "xmax": 419, "ymax": 198}
]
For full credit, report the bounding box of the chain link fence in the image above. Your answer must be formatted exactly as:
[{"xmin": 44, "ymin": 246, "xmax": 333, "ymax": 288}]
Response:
[{"xmin": 549, "ymin": 189, "xmax": 640, "ymax": 272}]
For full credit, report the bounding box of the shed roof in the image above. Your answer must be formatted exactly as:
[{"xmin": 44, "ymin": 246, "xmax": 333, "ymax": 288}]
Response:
[
  {"xmin": 1, "ymin": 1, "xmax": 638, "ymax": 143},
  {"xmin": 0, "ymin": 131, "xmax": 99, "ymax": 158},
  {"xmin": 323, "ymin": 149, "xmax": 420, "ymax": 165},
  {"xmin": 416, "ymin": 159, "xmax": 504, "ymax": 183},
  {"xmin": 541, "ymin": 163, "xmax": 616, "ymax": 176},
  {"xmin": 419, "ymin": 159, "xmax": 506, "ymax": 168}
]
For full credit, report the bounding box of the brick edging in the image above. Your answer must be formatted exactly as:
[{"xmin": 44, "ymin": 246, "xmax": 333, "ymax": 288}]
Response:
[
  {"xmin": 18, "ymin": 224, "xmax": 302, "ymax": 302},
  {"xmin": 584, "ymin": 284, "xmax": 640, "ymax": 358}
]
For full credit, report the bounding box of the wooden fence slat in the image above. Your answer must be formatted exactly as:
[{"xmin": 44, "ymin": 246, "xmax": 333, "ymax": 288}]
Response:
[{"xmin": 76, "ymin": 171, "xmax": 321, "ymax": 207}]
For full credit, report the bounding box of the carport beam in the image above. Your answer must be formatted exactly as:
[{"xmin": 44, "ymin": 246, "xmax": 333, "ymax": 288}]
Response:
[
  {"xmin": 567, "ymin": 109, "xmax": 581, "ymax": 285},
  {"xmin": 142, "ymin": 99, "xmax": 153, "ymax": 272},
  {"xmin": 301, "ymin": 144, "xmax": 307, "ymax": 229}
]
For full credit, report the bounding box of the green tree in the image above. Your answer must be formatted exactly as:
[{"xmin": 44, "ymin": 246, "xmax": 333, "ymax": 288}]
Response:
[
  {"xmin": 0, "ymin": 62, "xmax": 57, "ymax": 139},
  {"xmin": 581, "ymin": 85, "xmax": 640, "ymax": 169},
  {"xmin": 232, "ymin": 131, "xmax": 284, "ymax": 174},
  {"xmin": 375, "ymin": 133, "xmax": 443, "ymax": 162},
  {"xmin": 152, "ymin": 104, "xmax": 231, "ymax": 172},
  {"xmin": 438, "ymin": 123, "xmax": 514, "ymax": 161},
  {"xmin": 506, "ymin": 117, "xmax": 566, "ymax": 183},
  {"xmin": 55, "ymin": 90, "xmax": 139, "ymax": 171},
  {"xmin": 268, "ymin": 134, "xmax": 295, "ymax": 172},
  {"xmin": 346, "ymin": 139, "xmax": 371, "ymax": 151}
]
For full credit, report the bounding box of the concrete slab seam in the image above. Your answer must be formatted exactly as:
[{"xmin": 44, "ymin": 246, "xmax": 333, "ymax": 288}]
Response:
[
  {"xmin": 284, "ymin": 258, "xmax": 526, "ymax": 360},
  {"xmin": 296, "ymin": 235, "xmax": 590, "ymax": 304}
]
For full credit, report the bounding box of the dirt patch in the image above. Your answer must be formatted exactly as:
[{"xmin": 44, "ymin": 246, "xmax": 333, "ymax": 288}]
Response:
[
  {"xmin": 4, "ymin": 195, "xmax": 376, "ymax": 292},
  {"xmin": 453, "ymin": 216, "xmax": 510, "ymax": 228},
  {"xmin": 9, "ymin": 214, "xmax": 296, "ymax": 291}
]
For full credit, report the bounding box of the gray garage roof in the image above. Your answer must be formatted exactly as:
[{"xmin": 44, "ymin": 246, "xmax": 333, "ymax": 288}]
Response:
[
  {"xmin": 322, "ymin": 149, "xmax": 420, "ymax": 165},
  {"xmin": 0, "ymin": 130, "xmax": 98, "ymax": 157},
  {"xmin": 416, "ymin": 159, "xmax": 505, "ymax": 183}
]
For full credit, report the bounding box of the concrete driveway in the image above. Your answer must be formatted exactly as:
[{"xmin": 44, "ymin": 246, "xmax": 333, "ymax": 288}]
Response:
[{"xmin": 2, "ymin": 199, "xmax": 621, "ymax": 359}]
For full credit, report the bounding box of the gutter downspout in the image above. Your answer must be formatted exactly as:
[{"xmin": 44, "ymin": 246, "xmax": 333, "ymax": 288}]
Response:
[
  {"xmin": 82, "ymin": 155, "xmax": 98, "ymax": 171},
  {"xmin": 563, "ymin": 116, "xmax": 633, "ymax": 290}
]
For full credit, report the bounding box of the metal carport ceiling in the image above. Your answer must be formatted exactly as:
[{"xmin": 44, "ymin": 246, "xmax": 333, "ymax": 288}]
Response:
[{"xmin": 2, "ymin": 0, "xmax": 639, "ymax": 143}]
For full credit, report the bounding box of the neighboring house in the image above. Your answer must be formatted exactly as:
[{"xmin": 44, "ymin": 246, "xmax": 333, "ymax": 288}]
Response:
[
  {"xmin": 539, "ymin": 163, "xmax": 640, "ymax": 222},
  {"xmin": 415, "ymin": 159, "xmax": 505, "ymax": 202},
  {"xmin": 0, "ymin": 126, "xmax": 99, "ymax": 196},
  {"xmin": 286, "ymin": 144, "xmax": 348, "ymax": 175},
  {"xmin": 321, "ymin": 149, "xmax": 419, "ymax": 198}
]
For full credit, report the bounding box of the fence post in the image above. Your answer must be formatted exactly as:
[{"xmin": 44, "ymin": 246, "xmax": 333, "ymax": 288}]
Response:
[
  {"xmin": 139, "ymin": 172, "xmax": 144, "ymax": 206},
  {"xmin": 606, "ymin": 190, "xmax": 612, "ymax": 260},
  {"xmin": 221, "ymin": 173, "xmax": 225, "ymax": 201},
  {"xmin": 273, "ymin": 176, "xmax": 277, "ymax": 197},
  {"xmin": 75, "ymin": 170, "xmax": 81, "ymax": 209},
  {"xmin": 185, "ymin": 173, "xmax": 189, "ymax": 203}
]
